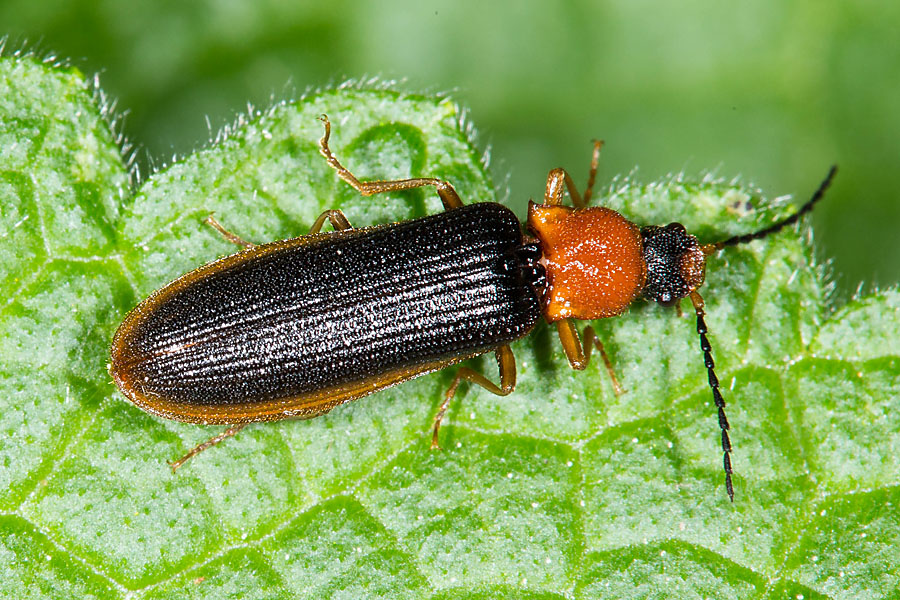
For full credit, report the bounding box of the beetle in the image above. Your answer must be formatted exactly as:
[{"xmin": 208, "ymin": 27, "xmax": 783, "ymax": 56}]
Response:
[{"xmin": 109, "ymin": 115, "xmax": 836, "ymax": 501}]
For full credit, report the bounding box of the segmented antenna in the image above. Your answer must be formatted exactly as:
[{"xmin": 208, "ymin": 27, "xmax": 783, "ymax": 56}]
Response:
[
  {"xmin": 695, "ymin": 165, "xmax": 838, "ymax": 501},
  {"xmin": 715, "ymin": 165, "xmax": 838, "ymax": 249},
  {"xmin": 689, "ymin": 291, "xmax": 733, "ymax": 501}
]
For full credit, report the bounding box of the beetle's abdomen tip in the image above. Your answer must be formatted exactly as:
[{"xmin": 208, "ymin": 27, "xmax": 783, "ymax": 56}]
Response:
[
  {"xmin": 109, "ymin": 308, "xmax": 158, "ymax": 407},
  {"xmin": 108, "ymin": 344, "xmax": 140, "ymax": 401}
]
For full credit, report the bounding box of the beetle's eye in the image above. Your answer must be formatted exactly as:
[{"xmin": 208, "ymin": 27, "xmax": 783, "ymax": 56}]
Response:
[{"xmin": 666, "ymin": 222, "xmax": 686, "ymax": 234}]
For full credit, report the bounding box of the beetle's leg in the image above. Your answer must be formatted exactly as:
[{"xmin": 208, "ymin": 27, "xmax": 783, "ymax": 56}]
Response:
[
  {"xmin": 207, "ymin": 208, "xmax": 352, "ymax": 244},
  {"xmin": 431, "ymin": 345, "xmax": 516, "ymax": 449},
  {"xmin": 308, "ymin": 209, "xmax": 353, "ymax": 234},
  {"xmin": 318, "ymin": 115, "xmax": 464, "ymax": 211},
  {"xmin": 556, "ymin": 319, "xmax": 624, "ymax": 395},
  {"xmin": 169, "ymin": 423, "xmax": 247, "ymax": 472},
  {"xmin": 582, "ymin": 139, "xmax": 604, "ymax": 206},
  {"xmin": 544, "ymin": 140, "xmax": 604, "ymax": 209},
  {"xmin": 204, "ymin": 215, "xmax": 256, "ymax": 248}
]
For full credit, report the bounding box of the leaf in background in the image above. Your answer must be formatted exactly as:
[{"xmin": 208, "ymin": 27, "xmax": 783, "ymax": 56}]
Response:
[{"xmin": 1, "ymin": 54, "xmax": 898, "ymax": 599}]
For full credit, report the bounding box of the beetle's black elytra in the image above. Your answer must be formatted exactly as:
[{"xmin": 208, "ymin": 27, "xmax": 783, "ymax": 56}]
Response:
[{"xmin": 113, "ymin": 203, "xmax": 539, "ymax": 409}]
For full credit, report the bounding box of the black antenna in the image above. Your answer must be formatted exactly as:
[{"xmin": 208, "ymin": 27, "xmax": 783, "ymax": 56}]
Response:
[
  {"xmin": 689, "ymin": 291, "xmax": 733, "ymax": 501},
  {"xmin": 715, "ymin": 165, "xmax": 837, "ymax": 248},
  {"xmin": 696, "ymin": 165, "xmax": 838, "ymax": 501}
]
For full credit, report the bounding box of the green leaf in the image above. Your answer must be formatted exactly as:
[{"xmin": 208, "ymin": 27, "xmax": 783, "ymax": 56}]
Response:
[{"xmin": 2, "ymin": 54, "xmax": 898, "ymax": 599}]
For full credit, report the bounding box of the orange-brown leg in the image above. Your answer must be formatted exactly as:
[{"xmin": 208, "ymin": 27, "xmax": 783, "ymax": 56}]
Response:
[
  {"xmin": 543, "ymin": 140, "xmax": 604, "ymax": 209},
  {"xmin": 169, "ymin": 423, "xmax": 247, "ymax": 472},
  {"xmin": 556, "ymin": 319, "xmax": 624, "ymax": 395},
  {"xmin": 319, "ymin": 115, "xmax": 464, "ymax": 211},
  {"xmin": 308, "ymin": 209, "xmax": 353, "ymax": 233},
  {"xmin": 207, "ymin": 206, "xmax": 354, "ymax": 248},
  {"xmin": 582, "ymin": 139, "xmax": 604, "ymax": 206},
  {"xmin": 431, "ymin": 345, "xmax": 516, "ymax": 449},
  {"xmin": 205, "ymin": 215, "xmax": 256, "ymax": 248}
]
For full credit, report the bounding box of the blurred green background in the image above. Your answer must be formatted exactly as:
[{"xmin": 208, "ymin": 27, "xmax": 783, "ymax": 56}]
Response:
[{"xmin": 3, "ymin": 0, "xmax": 897, "ymax": 300}]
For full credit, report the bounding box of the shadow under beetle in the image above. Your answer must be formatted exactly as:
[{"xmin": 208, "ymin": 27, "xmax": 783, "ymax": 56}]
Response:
[{"xmin": 109, "ymin": 115, "xmax": 837, "ymax": 501}]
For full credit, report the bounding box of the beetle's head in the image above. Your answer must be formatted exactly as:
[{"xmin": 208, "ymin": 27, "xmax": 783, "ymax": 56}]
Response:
[{"xmin": 640, "ymin": 222, "xmax": 707, "ymax": 307}]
